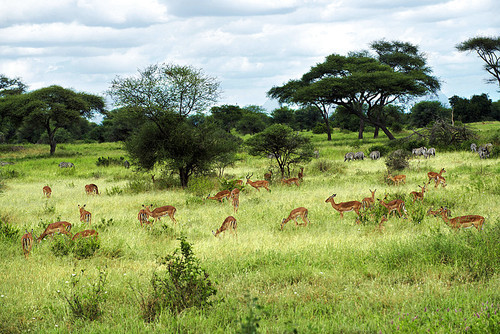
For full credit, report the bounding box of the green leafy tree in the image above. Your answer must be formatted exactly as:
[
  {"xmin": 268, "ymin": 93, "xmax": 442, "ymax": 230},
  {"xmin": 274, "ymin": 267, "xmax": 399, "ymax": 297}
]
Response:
[
  {"xmin": 209, "ymin": 104, "xmax": 243, "ymax": 132},
  {"xmin": 0, "ymin": 74, "xmax": 27, "ymax": 97},
  {"xmin": 409, "ymin": 101, "xmax": 450, "ymax": 128},
  {"xmin": 449, "ymin": 94, "xmax": 497, "ymax": 123},
  {"xmin": 235, "ymin": 106, "xmax": 271, "ymax": 135},
  {"xmin": 246, "ymin": 124, "xmax": 313, "ymax": 177},
  {"xmin": 457, "ymin": 36, "xmax": 500, "ymax": 88}
]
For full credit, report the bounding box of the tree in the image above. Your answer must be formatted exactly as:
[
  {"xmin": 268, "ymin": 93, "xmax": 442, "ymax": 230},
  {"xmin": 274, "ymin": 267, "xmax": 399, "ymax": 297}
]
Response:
[
  {"xmin": 269, "ymin": 40, "xmax": 440, "ymax": 140},
  {"xmin": 209, "ymin": 105, "xmax": 243, "ymax": 132},
  {"xmin": 1, "ymin": 85, "xmax": 104, "ymax": 154},
  {"xmin": 235, "ymin": 106, "xmax": 271, "ymax": 135},
  {"xmin": 246, "ymin": 124, "xmax": 313, "ymax": 177},
  {"xmin": 449, "ymin": 94, "xmax": 497, "ymax": 123},
  {"xmin": 409, "ymin": 101, "xmax": 450, "ymax": 128},
  {"xmin": 0, "ymin": 74, "xmax": 27, "ymax": 97},
  {"xmin": 457, "ymin": 36, "xmax": 500, "ymax": 88}
]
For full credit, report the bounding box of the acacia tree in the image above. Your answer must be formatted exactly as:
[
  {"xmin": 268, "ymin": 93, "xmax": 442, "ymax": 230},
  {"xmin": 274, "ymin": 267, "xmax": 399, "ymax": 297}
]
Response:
[
  {"xmin": 246, "ymin": 124, "xmax": 313, "ymax": 177},
  {"xmin": 457, "ymin": 36, "xmax": 500, "ymax": 88},
  {"xmin": 1, "ymin": 85, "xmax": 104, "ymax": 154}
]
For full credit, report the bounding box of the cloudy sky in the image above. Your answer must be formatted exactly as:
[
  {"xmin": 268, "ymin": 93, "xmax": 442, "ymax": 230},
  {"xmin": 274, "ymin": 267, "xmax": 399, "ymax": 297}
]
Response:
[{"xmin": 1, "ymin": 0, "xmax": 499, "ymax": 115}]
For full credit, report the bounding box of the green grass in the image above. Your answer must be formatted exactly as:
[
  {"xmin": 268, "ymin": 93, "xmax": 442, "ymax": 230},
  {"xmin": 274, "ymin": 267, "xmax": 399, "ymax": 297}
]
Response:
[{"xmin": 0, "ymin": 124, "xmax": 499, "ymax": 333}]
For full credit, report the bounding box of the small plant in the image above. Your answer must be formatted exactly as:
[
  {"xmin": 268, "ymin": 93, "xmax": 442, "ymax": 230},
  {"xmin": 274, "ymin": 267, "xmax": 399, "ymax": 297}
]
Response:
[
  {"xmin": 237, "ymin": 294, "xmax": 266, "ymax": 334},
  {"xmin": 59, "ymin": 268, "xmax": 108, "ymax": 321},
  {"xmin": 105, "ymin": 186, "xmax": 123, "ymax": 196},
  {"xmin": 43, "ymin": 201, "xmax": 56, "ymax": 214},
  {"xmin": 50, "ymin": 234, "xmax": 73, "ymax": 257},
  {"xmin": 0, "ymin": 219, "xmax": 19, "ymax": 242},
  {"xmin": 93, "ymin": 218, "xmax": 114, "ymax": 232},
  {"xmin": 385, "ymin": 149, "xmax": 411, "ymax": 172},
  {"xmin": 96, "ymin": 156, "xmax": 125, "ymax": 167},
  {"xmin": 73, "ymin": 236, "xmax": 100, "ymax": 260}
]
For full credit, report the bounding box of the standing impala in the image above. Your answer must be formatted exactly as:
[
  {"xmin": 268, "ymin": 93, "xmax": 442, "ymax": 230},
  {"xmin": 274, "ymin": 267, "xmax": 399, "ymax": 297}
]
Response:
[
  {"xmin": 42, "ymin": 186, "xmax": 52, "ymax": 198},
  {"xmin": 387, "ymin": 174, "xmax": 406, "ymax": 186},
  {"xmin": 137, "ymin": 208, "xmax": 150, "ymax": 227},
  {"xmin": 427, "ymin": 168, "xmax": 446, "ymax": 184},
  {"xmin": 72, "ymin": 229, "xmax": 98, "ymax": 240},
  {"xmin": 378, "ymin": 198, "xmax": 407, "ymax": 218},
  {"xmin": 85, "ymin": 184, "xmax": 99, "ymax": 195},
  {"xmin": 437, "ymin": 207, "xmax": 485, "ymax": 231},
  {"xmin": 212, "ymin": 216, "xmax": 237, "ymax": 237},
  {"xmin": 298, "ymin": 167, "xmax": 304, "ymax": 180},
  {"xmin": 281, "ymin": 177, "xmax": 300, "ymax": 187},
  {"xmin": 206, "ymin": 190, "xmax": 231, "ymax": 203},
  {"xmin": 21, "ymin": 229, "xmax": 35, "ymax": 258},
  {"xmin": 325, "ymin": 194, "xmax": 362, "ymax": 219},
  {"xmin": 434, "ymin": 174, "xmax": 447, "ymax": 188},
  {"xmin": 230, "ymin": 188, "xmax": 240, "ymax": 213},
  {"xmin": 246, "ymin": 173, "xmax": 270, "ymax": 192},
  {"xmin": 37, "ymin": 221, "xmax": 72, "ymax": 242},
  {"xmin": 143, "ymin": 204, "xmax": 178, "ymax": 224},
  {"xmin": 361, "ymin": 189, "xmax": 376, "ymax": 210},
  {"xmin": 280, "ymin": 207, "xmax": 310, "ymax": 230},
  {"xmin": 78, "ymin": 204, "xmax": 92, "ymax": 225},
  {"xmin": 410, "ymin": 184, "xmax": 427, "ymax": 202}
]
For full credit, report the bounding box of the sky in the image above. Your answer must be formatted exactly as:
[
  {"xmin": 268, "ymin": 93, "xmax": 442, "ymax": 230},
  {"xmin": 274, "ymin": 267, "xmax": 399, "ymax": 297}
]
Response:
[{"xmin": 1, "ymin": 0, "xmax": 499, "ymax": 118}]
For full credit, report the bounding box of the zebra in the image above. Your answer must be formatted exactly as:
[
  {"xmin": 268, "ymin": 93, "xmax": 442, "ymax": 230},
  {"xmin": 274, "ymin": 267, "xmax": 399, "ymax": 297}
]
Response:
[
  {"xmin": 58, "ymin": 162, "xmax": 75, "ymax": 168},
  {"xmin": 425, "ymin": 148, "xmax": 436, "ymax": 158},
  {"xmin": 344, "ymin": 152, "xmax": 354, "ymax": 162},
  {"xmin": 470, "ymin": 143, "xmax": 477, "ymax": 153},
  {"xmin": 353, "ymin": 151, "xmax": 365, "ymax": 160},
  {"xmin": 369, "ymin": 151, "xmax": 380, "ymax": 160}
]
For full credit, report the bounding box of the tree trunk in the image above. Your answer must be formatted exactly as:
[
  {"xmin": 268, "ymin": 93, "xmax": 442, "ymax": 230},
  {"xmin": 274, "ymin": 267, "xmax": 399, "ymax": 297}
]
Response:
[
  {"xmin": 48, "ymin": 130, "xmax": 56, "ymax": 155},
  {"xmin": 373, "ymin": 126, "xmax": 379, "ymax": 138},
  {"xmin": 324, "ymin": 117, "xmax": 332, "ymax": 141},
  {"xmin": 179, "ymin": 167, "xmax": 189, "ymax": 188},
  {"xmin": 358, "ymin": 118, "xmax": 364, "ymax": 139}
]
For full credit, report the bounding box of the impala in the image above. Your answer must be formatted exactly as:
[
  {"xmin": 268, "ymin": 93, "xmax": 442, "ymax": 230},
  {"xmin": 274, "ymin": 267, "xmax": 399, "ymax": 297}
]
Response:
[
  {"xmin": 281, "ymin": 177, "xmax": 300, "ymax": 187},
  {"xmin": 361, "ymin": 189, "xmax": 376, "ymax": 210},
  {"xmin": 325, "ymin": 194, "xmax": 362, "ymax": 219},
  {"xmin": 434, "ymin": 174, "xmax": 447, "ymax": 188},
  {"xmin": 37, "ymin": 221, "xmax": 72, "ymax": 242},
  {"xmin": 410, "ymin": 184, "xmax": 427, "ymax": 202},
  {"xmin": 378, "ymin": 215, "xmax": 388, "ymax": 231},
  {"xmin": 230, "ymin": 188, "xmax": 240, "ymax": 213},
  {"xmin": 85, "ymin": 183, "xmax": 99, "ymax": 195},
  {"xmin": 21, "ymin": 229, "xmax": 35, "ymax": 258},
  {"xmin": 387, "ymin": 174, "xmax": 406, "ymax": 186},
  {"xmin": 378, "ymin": 198, "xmax": 407, "ymax": 218},
  {"xmin": 298, "ymin": 167, "xmax": 304, "ymax": 180},
  {"xmin": 143, "ymin": 204, "xmax": 177, "ymax": 224},
  {"xmin": 427, "ymin": 168, "xmax": 446, "ymax": 183},
  {"xmin": 206, "ymin": 190, "xmax": 231, "ymax": 203},
  {"xmin": 212, "ymin": 216, "xmax": 237, "ymax": 237},
  {"xmin": 72, "ymin": 229, "xmax": 98, "ymax": 240},
  {"xmin": 42, "ymin": 186, "xmax": 52, "ymax": 198},
  {"xmin": 246, "ymin": 173, "xmax": 270, "ymax": 192},
  {"xmin": 426, "ymin": 207, "xmax": 442, "ymax": 217},
  {"xmin": 437, "ymin": 207, "xmax": 485, "ymax": 231},
  {"xmin": 280, "ymin": 207, "xmax": 310, "ymax": 230},
  {"xmin": 137, "ymin": 208, "xmax": 150, "ymax": 227},
  {"xmin": 264, "ymin": 169, "xmax": 273, "ymax": 181},
  {"xmin": 78, "ymin": 204, "xmax": 92, "ymax": 225}
]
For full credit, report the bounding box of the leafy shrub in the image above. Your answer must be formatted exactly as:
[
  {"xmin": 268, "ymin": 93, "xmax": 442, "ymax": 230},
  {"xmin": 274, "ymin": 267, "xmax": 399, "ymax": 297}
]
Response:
[
  {"xmin": 93, "ymin": 218, "xmax": 114, "ymax": 232},
  {"xmin": 73, "ymin": 236, "xmax": 100, "ymax": 260},
  {"xmin": 60, "ymin": 268, "xmax": 108, "ymax": 321},
  {"xmin": 237, "ymin": 294, "xmax": 265, "ymax": 334},
  {"xmin": 95, "ymin": 156, "xmax": 126, "ymax": 167},
  {"xmin": 0, "ymin": 220, "xmax": 19, "ymax": 242},
  {"xmin": 385, "ymin": 149, "xmax": 411, "ymax": 172},
  {"xmin": 50, "ymin": 234, "xmax": 73, "ymax": 257},
  {"xmin": 127, "ymin": 179, "xmax": 152, "ymax": 193},
  {"xmin": 0, "ymin": 169, "xmax": 21, "ymax": 179},
  {"xmin": 187, "ymin": 176, "xmax": 217, "ymax": 196},
  {"xmin": 105, "ymin": 186, "xmax": 123, "ymax": 196}
]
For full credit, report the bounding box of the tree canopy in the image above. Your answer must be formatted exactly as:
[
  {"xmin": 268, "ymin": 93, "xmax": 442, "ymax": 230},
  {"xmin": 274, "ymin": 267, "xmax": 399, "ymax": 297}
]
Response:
[{"xmin": 457, "ymin": 36, "xmax": 500, "ymax": 88}]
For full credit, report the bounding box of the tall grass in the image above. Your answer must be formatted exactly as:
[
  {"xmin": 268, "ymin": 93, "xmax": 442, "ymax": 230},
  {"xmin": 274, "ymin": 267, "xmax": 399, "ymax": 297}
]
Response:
[{"xmin": 0, "ymin": 124, "xmax": 498, "ymax": 333}]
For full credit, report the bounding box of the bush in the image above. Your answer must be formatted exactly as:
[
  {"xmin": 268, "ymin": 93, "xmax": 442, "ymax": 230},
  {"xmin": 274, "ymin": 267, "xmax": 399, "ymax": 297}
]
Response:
[
  {"xmin": 95, "ymin": 156, "xmax": 125, "ymax": 167},
  {"xmin": 187, "ymin": 176, "xmax": 217, "ymax": 196},
  {"xmin": 0, "ymin": 220, "xmax": 19, "ymax": 242},
  {"xmin": 50, "ymin": 234, "xmax": 73, "ymax": 257},
  {"xmin": 385, "ymin": 149, "xmax": 411, "ymax": 172},
  {"xmin": 73, "ymin": 236, "xmax": 100, "ymax": 260}
]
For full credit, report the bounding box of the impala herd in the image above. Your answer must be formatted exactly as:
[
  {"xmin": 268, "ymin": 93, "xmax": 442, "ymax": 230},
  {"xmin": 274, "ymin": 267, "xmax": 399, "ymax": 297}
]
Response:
[{"xmin": 22, "ymin": 162, "xmax": 485, "ymax": 259}]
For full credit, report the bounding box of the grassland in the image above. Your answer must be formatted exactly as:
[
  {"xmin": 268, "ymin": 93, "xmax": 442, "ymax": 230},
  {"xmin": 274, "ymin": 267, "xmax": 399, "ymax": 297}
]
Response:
[{"xmin": 0, "ymin": 124, "xmax": 499, "ymax": 333}]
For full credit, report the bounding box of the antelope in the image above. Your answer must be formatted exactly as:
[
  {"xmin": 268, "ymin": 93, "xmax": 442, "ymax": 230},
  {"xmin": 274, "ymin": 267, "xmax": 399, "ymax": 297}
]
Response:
[
  {"xmin": 230, "ymin": 188, "xmax": 240, "ymax": 213},
  {"xmin": 37, "ymin": 221, "xmax": 72, "ymax": 242},
  {"xmin": 387, "ymin": 174, "xmax": 406, "ymax": 186},
  {"xmin": 427, "ymin": 168, "xmax": 446, "ymax": 184},
  {"xmin": 21, "ymin": 229, "xmax": 34, "ymax": 258},
  {"xmin": 42, "ymin": 186, "xmax": 52, "ymax": 198},
  {"xmin": 298, "ymin": 167, "xmax": 304, "ymax": 180},
  {"xmin": 427, "ymin": 207, "xmax": 442, "ymax": 217},
  {"xmin": 361, "ymin": 189, "xmax": 376, "ymax": 210},
  {"xmin": 233, "ymin": 179, "xmax": 244, "ymax": 186},
  {"xmin": 78, "ymin": 204, "xmax": 92, "ymax": 225},
  {"xmin": 437, "ymin": 207, "xmax": 485, "ymax": 231},
  {"xmin": 434, "ymin": 174, "xmax": 447, "ymax": 188},
  {"xmin": 281, "ymin": 177, "xmax": 300, "ymax": 187},
  {"xmin": 377, "ymin": 215, "xmax": 388, "ymax": 231},
  {"xmin": 85, "ymin": 184, "xmax": 99, "ymax": 195},
  {"xmin": 246, "ymin": 173, "xmax": 270, "ymax": 192},
  {"xmin": 280, "ymin": 207, "xmax": 310, "ymax": 230},
  {"xmin": 264, "ymin": 169, "xmax": 273, "ymax": 181},
  {"xmin": 325, "ymin": 194, "xmax": 362, "ymax": 219},
  {"xmin": 137, "ymin": 208, "xmax": 150, "ymax": 227},
  {"xmin": 143, "ymin": 204, "xmax": 177, "ymax": 224},
  {"xmin": 410, "ymin": 184, "xmax": 427, "ymax": 202},
  {"xmin": 206, "ymin": 190, "xmax": 231, "ymax": 203},
  {"xmin": 378, "ymin": 198, "xmax": 407, "ymax": 218},
  {"xmin": 212, "ymin": 216, "xmax": 237, "ymax": 237},
  {"xmin": 72, "ymin": 229, "xmax": 98, "ymax": 240}
]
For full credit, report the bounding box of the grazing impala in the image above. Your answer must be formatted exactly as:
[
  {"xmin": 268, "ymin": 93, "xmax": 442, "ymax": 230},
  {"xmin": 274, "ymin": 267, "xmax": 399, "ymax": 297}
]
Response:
[
  {"xmin": 42, "ymin": 186, "xmax": 52, "ymax": 198},
  {"xmin": 21, "ymin": 229, "xmax": 34, "ymax": 258},
  {"xmin": 427, "ymin": 168, "xmax": 446, "ymax": 184},
  {"xmin": 437, "ymin": 207, "xmax": 485, "ymax": 231},
  {"xmin": 37, "ymin": 221, "xmax": 72, "ymax": 242},
  {"xmin": 325, "ymin": 194, "xmax": 362, "ymax": 219},
  {"xmin": 280, "ymin": 207, "xmax": 310, "ymax": 230},
  {"xmin": 410, "ymin": 184, "xmax": 427, "ymax": 202},
  {"xmin": 206, "ymin": 190, "xmax": 231, "ymax": 203},
  {"xmin": 72, "ymin": 229, "xmax": 98, "ymax": 240},
  {"xmin": 378, "ymin": 198, "xmax": 407, "ymax": 218},
  {"xmin": 137, "ymin": 208, "xmax": 150, "ymax": 227},
  {"xmin": 143, "ymin": 204, "xmax": 177, "ymax": 224},
  {"xmin": 361, "ymin": 189, "xmax": 376, "ymax": 210},
  {"xmin": 230, "ymin": 188, "xmax": 240, "ymax": 213},
  {"xmin": 426, "ymin": 207, "xmax": 442, "ymax": 217},
  {"xmin": 377, "ymin": 215, "xmax": 388, "ymax": 231},
  {"xmin": 434, "ymin": 174, "xmax": 447, "ymax": 188},
  {"xmin": 85, "ymin": 184, "xmax": 99, "ymax": 195},
  {"xmin": 281, "ymin": 177, "xmax": 300, "ymax": 187},
  {"xmin": 298, "ymin": 167, "xmax": 304, "ymax": 180},
  {"xmin": 387, "ymin": 174, "xmax": 406, "ymax": 186},
  {"xmin": 78, "ymin": 205, "xmax": 92, "ymax": 225},
  {"xmin": 246, "ymin": 173, "xmax": 270, "ymax": 192},
  {"xmin": 212, "ymin": 216, "xmax": 237, "ymax": 237}
]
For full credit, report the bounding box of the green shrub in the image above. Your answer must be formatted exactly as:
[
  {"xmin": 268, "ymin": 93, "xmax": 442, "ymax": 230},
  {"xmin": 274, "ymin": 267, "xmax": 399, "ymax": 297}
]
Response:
[
  {"xmin": 95, "ymin": 156, "xmax": 125, "ymax": 167},
  {"xmin": 50, "ymin": 234, "xmax": 73, "ymax": 257},
  {"xmin": 237, "ymin": 294, "xmax": 265, "ymax": 334},
  {"xmin": 73, "ymin": 236, "xmax": 100, "ymax": 260},
  {"xmin": 187, "ymin": 176, "xmax": 217, "ymax": 196},
  {"xmin": 385, "ymin": 149, "xmax": 411, "ymax": 172},
  {"xmin": 0, "ymin": 220, "xmax": 19, "ymax": 242}
]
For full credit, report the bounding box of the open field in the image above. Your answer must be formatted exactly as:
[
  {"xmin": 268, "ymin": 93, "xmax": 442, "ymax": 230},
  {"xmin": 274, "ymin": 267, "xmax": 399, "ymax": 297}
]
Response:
[{"xmin": 0, "ymin": 125, "xmax": 499, "ymax": 333}]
